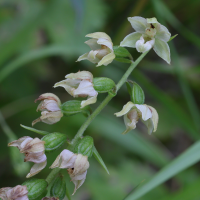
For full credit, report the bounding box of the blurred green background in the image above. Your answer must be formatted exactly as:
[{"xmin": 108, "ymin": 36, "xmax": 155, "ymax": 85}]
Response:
[{"xmin": 1, "ymin": 0, "xmax": 200, "ymax": 199}]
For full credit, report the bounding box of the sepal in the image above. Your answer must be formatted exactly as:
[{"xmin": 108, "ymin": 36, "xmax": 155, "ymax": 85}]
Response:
[
  {"xmin": 41, "ymin": 133, "xmax": 67, "ymax": 152},
  {"xmin": 74, "ymin": 136, "xmax": 94, "ymax": 157},
  {"xmin": 93, "ymin": 77, "xmax": 115, "ymax": 93},
  {"xmin": 22, "ymin": 179, "xmax": 48, "ymax": 200},
  {"xmin": 50, "ymin": 176, "xmax": 66, "ymax": 200},
  {"xmin": 61, "ymin": 100, "xmax": 91, "ymax": 117}
]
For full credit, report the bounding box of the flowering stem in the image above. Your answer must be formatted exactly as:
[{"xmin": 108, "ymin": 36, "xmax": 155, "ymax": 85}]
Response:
[
  {"xmin": 46, "ymin": 51, "xmax": 149, "ymax": 185},
  {"xmin": 46, "ymin": 167, "xmax": 60, "ymax": 185},
  {"xmin": 71, "ymin": 50, "xmax": 149, "ymax": 145}
]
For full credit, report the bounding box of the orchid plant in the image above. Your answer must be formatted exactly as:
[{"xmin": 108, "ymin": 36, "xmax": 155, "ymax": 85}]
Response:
[{"xmin": 0, "ymin": 16, "xmax": 175, "ymax": 200}]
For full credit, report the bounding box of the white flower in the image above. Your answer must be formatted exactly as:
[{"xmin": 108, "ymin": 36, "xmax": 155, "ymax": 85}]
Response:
[
  {"xmin": 120, "ymin": 16, "xmax": 171, "ymax": 64},
  {"xmin": 54, "ymin": 71, "xmax": 98, "ymax": 108},
  {"xmin": 8, "ymin": 136, "xmax": 47, "ymax": 178},
  {"xmin": 50, "ymin": 149, "xmax": 89, "ymax": 195},
  {"xmin": 77, "ymin": 32, "xmax": 115, "ymax": 67},
  {"xmin": 115, "ymin": 101, "xmax": 158, "ymax": 135},
  {"xmin": 32, "ymin": 93, "xmax": 63, "ymax": 126},
  {"xmin": 0, "ymin": 185, "xmax": 28, "ymax": 200}
]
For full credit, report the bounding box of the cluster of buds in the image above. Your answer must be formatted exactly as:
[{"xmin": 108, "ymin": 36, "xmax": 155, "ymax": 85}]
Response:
[
  {"xmin": 8, "ymin": 136, "xmax": 47, "ymax": 178},
  {"xmin": 50, "ymin": 149, "xmax": 89, "ymax": 195},
  {"xmin": 0, "ymin": 185, "xmax": 28, "ymax": 200}
]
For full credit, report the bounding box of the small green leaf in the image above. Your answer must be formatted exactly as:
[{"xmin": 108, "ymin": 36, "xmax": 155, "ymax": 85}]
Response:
[
  {"xmin": 50, "ymin": 176, "xmax": 66, "ymax": 200},
  {"xmin": 22, "ymin": 179, "xmax": 48, "ymax": 200},
  {"xmin": 61, "ymin": 100, "xmax": 91, "ymax": 117},
  {"xmin": 93, "ymin": 146, "xmax": 109, "ymax": 174},
  {"xmin": 20, "ymin": 124, "xmax": 49, "ymax": 136},
  {"xmin": 113, "ymin": 46, "xmax": 133, "ymax": 63},
  {"xmin": 93, "ymin": 77, "xmax": 116, "ymax": 93},
  {"xmin": 41, "ymin": 132, "xmax": 67, "ymax": 152}
]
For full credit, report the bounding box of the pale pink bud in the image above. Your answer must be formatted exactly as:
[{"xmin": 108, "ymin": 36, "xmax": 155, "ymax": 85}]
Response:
[
  {"xmin": 32, "ymin": 93, "xmax": 63, "ymax": 126},
  {"xmin": 0, "ymin": 185, "xmax": 28, "ymax": 200}
]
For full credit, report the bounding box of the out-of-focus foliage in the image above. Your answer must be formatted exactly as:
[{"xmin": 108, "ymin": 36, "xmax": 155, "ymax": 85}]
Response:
[{"xmin": 0, "ymin": 0, "xmax": 200, "ymax": 199}]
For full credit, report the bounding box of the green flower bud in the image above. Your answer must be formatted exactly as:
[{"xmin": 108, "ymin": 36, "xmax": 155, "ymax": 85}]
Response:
[
  {"xmin": 41, "ymin": 132, "xmax": 67, "ymax": 152},
  {"xmin": 113, "ymin": 46, "xmax": 133, "ymax": 63},
  {"xmin": 50, "ymin": 176, "xmax": 66, "ymax": 200},
  {"xmin": 74, "ymin": 136, "xmax": 94, "ymax": 157},
  {"xmin": 126, "ymin": 81, "xmax": 145, "ymax": 104},
  {"xmin": 22, "ymin": 178, "xmax": 48, "ymax": 200},
  {"xmin": 61, "ymin": 100, "xmax": 91, "ymax": 117},
  {"xmin": 93, "ymin": 77, "xmax": 115, "ymax": 93}
]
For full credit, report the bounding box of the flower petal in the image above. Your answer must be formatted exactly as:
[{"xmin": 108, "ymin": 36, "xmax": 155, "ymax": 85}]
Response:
[
  {"xmin": 77, "ymin": 53, "xmax": 89, "ymax": 62},
  {"xmin": 86, "ymin": 32, "xmax": 111, "ymax": 42},
  {"xmin": 155, "ymin": 24, "xmax": 171, "ymax": 42},
  {"xmin": 115, "ymin": 101, "xmax": 135, "ymax": 117},
  {"xmin": 120, "ymin": 32, "xmax": 142, "ymax": 48},
  {"xmin": 87, "ymin": 50, "xmax": 100, "ymax": 63},
  {"xmin": 81, "ymin": 94, "xmax": 97, "ymax": 108},
  {"xmin": 97, "ymin": 52, "xmax": 115, "ymax": 67},
  {"xmin": 128, "ymin": 16, "xmax": 147, "ymax": 33},
  {"xmin": 35, "ymin": 93, "xmax": 61, "ymax": 105},
  {"xmin": 40, "ymin": 111, "xmax": 63, "ymax": 125},
  {"xmin": 135, "ymin": 104, "xmax": 152, "ymax": 121},
  {"xmin": 8, "ymin": 136, "xmax": 32, "ymax": 148},
  {"xmin": 26, "ymin": 161, "xmax": 47, "ymax": 178},
  {"xmin": 24, "ymin": 152, "xmax": 47, "ymax": 163},
  {"xmin": 141, "ymin": 118, "xmax": 154, "ymax": 135},
  {"xmin": 74, "ymin": 80, "xmax": 97, "ymax": 97},
  {"xmin": 65, "ymin": 71, "xmax": 93, "ymax": 81},
  {"xmin": 135, "ymin": 36, "xmax": 155, "ymax": 53},
  {"xmin": 147, "ymin": 17, "xmax": 158, "ymax": 24},
  {"xmin": 148, "ymin": 105, "xmax": 159, "ymax": 132},
  {"xmin": 153, "ymin": 39, "xmax": 171, "ymax": 64},
  {"xmin": 85, "ymin": 39, "xmax": 100, "ymax": 50},
  {"xmin": 97, "ymin": 38, "xmax": 113, "ymax": 50}
]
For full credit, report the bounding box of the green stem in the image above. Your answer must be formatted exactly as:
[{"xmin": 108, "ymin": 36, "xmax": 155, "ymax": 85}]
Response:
[
  {"xmin": 71, "ymin": 50, "xmax": 148, "ymax": 145},
  {"xmin": 46, "ymin": 167, "xmax": 60, "ymax": 185}
]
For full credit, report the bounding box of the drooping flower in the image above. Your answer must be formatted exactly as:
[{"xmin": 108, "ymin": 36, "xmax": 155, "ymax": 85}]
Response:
[
  {"xmin": 115, "ymin": 101, "xmax": 158, "ymax": 135},
  {"xmin": 50, "ymin": 149, "xmax": 89, "ymax": 195},
  {"xmin": 54, "ymin": 71, "xmax": 98, "ymax": 108},
  {"xmin": 77, "ymin": 32, "xmax": 115, "ymax": 67},
  {"xmin": 8, "ymin": 136, "xmax": 47, "ymax": 178},
  {"xmin": 32, "ymin": 93, "xmax": 63, "ymax": 126},
  {"xmin": 120, "ymin": 17, "xmax": 171, "ymax": 64},
  {"xmin": 0, "ymin": 185, "xmax": 28, "ymax": 200}
]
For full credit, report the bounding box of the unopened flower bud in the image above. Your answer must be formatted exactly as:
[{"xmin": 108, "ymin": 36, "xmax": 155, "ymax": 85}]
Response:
[
  {"xmin": 115, "ymin": 101, "xmax": 158, "ymax": 135},
  {"xmin": 50, "ymin": 176, "xmax": 66, "ymax": 200},
  {"xmin": 41, "ymin": 132, "xmax": 67, "ymax": 152},
  {"xmin": 8, "ymin": 137, "xmax": 47, "ymax": 178},
  {"xmin": 93, "ymin": 77, "xmax": 115, "ymax": 93},
  {"xmin": 54, "ymin": 71, "xmax": 98, "ymax": 108},
  {"xmin": 126, "ymin": 81, "xmax": 145, "ymax": 104},
  {"xmin": 61, "ymin": 100, "xmax": 91, "ymax": 117},
  {"xmin": 0, "ymin": 185, "xmax": 28, "ymax": 200},
  {"xmin": 22, "ymin": 179, "xmax": 48, "ymax": 200},
  {"xmin": 77, "ymin": 32, "xmax": 115, "ymax": 67},
  {"xmin": 32, "ymin": 93, "xmax": 63, "ymax": 126},
  {"xmin": 50, "ymin": 150, "xmax": 89, "ymax": 195},
  {"xmin": 74, "ymin": 136, "xmax": 94, "ymax": 157}
]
